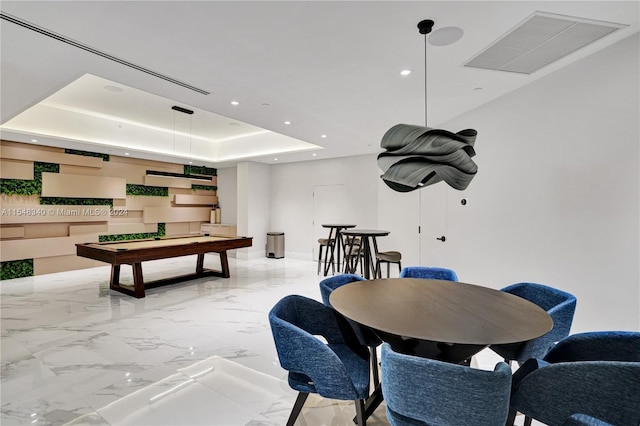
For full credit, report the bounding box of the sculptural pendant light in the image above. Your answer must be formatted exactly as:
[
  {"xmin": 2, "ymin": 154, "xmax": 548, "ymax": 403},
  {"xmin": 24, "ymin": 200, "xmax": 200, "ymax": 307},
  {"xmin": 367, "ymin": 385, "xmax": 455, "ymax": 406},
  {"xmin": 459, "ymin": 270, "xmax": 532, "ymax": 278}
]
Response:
[{"xmin": 377, "ymin": 20, "xmax": 478, "ymax": 192}]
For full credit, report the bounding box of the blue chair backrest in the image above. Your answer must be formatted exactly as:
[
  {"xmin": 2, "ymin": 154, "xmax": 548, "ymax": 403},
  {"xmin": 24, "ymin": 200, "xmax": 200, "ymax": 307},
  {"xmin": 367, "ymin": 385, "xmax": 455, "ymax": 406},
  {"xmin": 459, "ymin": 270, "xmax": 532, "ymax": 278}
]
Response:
[
  {"xmin": 399, "ymin": 266, "xmax": 458, "ymax": 281},
  {"xmin": 268, "ymin": 295, "xmax": 369, "ymax": 400},
  {"xmin": 502, "ymin": 282, "xmax": 577, "ymax": 361},
  {"xmin": 544, "ymin": 331, "xmax": 640, "ymax": 363},
  {"xmin": 511, "ymin": 359, "xmax": 640, "ymax": 426},
  {"xmin": 319, "ymin": 274, "xmax": 365, "ymax": 307},
  {"xmin": 381, "ymin": 343, "xmax": 511, "ymax": 425},
  {"xmin": 319, "ymin": 274, "xmax": 380, "ymax": 347}
]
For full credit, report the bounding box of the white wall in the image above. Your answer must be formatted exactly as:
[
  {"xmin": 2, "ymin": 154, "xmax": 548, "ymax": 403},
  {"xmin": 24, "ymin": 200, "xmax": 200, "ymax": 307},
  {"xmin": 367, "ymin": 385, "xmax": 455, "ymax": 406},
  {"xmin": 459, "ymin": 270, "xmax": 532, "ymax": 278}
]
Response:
[
  {"xmin": 237, "ymin": 161, "xmax": 271, "ymax": 259},
  {"xmin": 270, "ymin": 155, "xmax": 380, "ymax": 259},
  {"xmin": 379, "ymin": 33, "xmax": 639, "ymax": 332},
  {"xmin": 266, "ymin": 34, "xmax": 639, "ymax": 333},
  {"xmin": 216, "ymin": 166, "xmax": 237, "ymax": 225}
]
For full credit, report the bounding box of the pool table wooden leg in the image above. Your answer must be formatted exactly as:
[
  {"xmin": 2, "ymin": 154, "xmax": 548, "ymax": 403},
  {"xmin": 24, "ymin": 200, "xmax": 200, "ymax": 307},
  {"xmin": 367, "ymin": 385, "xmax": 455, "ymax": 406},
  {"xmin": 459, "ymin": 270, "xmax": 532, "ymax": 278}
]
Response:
[
  {"xmin": 132, "ymin": 263, "xmax": 145, "ymax": 298},
  {"xmin": 219, "ymin": 251, "xmax": 230, "ymax": 278},
  {"xmin": 110, "ymin": 265, "xmax": 121, "ymax": 290},
  {"xmin": 197, "ymin": 251, "xmax": 229, "ymax": 278},
  {"xmin": 196, "ymin": 253, "xmax": 205, "ymax": 274}
]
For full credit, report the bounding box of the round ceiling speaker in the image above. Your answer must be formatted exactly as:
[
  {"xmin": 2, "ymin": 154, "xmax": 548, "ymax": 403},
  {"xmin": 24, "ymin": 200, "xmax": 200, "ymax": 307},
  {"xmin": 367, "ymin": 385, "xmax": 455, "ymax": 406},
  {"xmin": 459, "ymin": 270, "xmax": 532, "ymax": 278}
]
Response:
[{"xmin": 428, "ymin": 26, "xmax": 464, "ymax": 46}]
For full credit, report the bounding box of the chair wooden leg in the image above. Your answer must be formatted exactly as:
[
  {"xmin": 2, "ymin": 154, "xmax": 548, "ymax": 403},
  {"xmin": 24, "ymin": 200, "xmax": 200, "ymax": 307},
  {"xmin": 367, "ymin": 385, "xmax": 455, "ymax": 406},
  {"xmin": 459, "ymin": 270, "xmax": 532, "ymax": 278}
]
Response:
[
  {"xmin": 286, "ymin": 392, "xmax": 309, "ymax": 426},
  {"xmin": 329, "ymin": 242, "xmax": 335, "ymax": 275},
  {"xmin": 323, "ymin": 241, "xmax": 336, "ymax": 276},
  {"xmin": 317, "ymin": 245, "xmax": 323, "ymax": 275},
  {"xmin": 397, "ymin": 261, "xmax": 402, "ymax": 275},
  {"xmin": 354, "ymin": 399, "xmax": 366, "ymax": 426},
  {"xmin": 344, "ymin": 254, "xmax": 352, "ymax": 273},
  {"xmin": 505, "ymin": 409, "xmax": 517, "ymax": 426}
]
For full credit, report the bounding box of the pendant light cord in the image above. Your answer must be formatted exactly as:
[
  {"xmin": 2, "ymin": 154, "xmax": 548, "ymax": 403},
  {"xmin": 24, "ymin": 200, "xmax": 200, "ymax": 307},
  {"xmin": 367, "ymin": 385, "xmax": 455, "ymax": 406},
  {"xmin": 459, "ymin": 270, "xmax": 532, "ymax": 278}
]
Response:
[{"xmin": 424, "ymin": 32, "xmax": 428, "ymax": 128}]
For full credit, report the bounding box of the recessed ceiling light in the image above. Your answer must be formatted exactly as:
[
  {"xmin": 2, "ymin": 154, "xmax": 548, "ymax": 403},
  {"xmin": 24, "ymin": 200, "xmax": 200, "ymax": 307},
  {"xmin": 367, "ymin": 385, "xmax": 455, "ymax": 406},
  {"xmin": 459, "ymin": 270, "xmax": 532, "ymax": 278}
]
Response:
[
  {"xmin": 312, "ymin": 153, "xmax": 317, "ymax": 157},
  {"xmin": 321, "ymin": 134, "xmax": 327, "ymax": 138},
  {"xmin": 231, "ymin": 101, "xmax": 239, "ymax": 106},
  {"xmin": 31, "ymin": 139, "xmax": 38, "ymax": 142},
  {"xmin": 284, "ymin": 121, "xmax": 291, "ymax": 125},
  {"xmin": 474, "ymin": 87, "xmax": 483, "ymax": 91},
  {"xmin": 188, "ymin": 161, "xmax": 193, "ymax": 164},
  {"xmin": 274, "ymin": 157, "xmax": 278, "ymax": 161},
  {"xmin": 104, "ymin": 85, "xmax": 124, "ymax": 93},
  {"xmin": 400, "ymin": 69, "xmax": 412, "ymax": 76},
  {"xmin": 124, "ymin": 152, "xmax": 130, "ymax": 156}
]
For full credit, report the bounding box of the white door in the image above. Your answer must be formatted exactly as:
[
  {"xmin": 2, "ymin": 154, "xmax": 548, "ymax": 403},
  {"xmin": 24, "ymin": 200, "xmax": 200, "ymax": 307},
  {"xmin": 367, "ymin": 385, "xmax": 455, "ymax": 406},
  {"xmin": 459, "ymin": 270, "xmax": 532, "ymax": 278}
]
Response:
[
  {"xmin": 312, "ymin": 184, "xmax": 349, "ymax": 261},
  {"xmin": 419, "ymin": 184, "xmax": 449, "ymax": 267}
]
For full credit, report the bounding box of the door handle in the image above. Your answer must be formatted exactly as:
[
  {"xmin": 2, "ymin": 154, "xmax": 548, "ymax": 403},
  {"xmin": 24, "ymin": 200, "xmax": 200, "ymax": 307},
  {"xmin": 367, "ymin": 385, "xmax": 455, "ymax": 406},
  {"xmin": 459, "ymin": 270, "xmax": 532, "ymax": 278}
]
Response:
[{"xmin": 436, "ymin": 236, "xmax": 446, "ymax": 242}]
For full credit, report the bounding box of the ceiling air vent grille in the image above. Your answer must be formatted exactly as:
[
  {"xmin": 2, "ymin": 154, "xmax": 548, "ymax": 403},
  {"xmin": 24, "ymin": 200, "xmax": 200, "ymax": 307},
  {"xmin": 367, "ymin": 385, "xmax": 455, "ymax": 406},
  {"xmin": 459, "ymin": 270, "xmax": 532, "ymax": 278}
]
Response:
[{"xmin": 464, "ymin": 12, "xmax": 627, "ymax": 74}]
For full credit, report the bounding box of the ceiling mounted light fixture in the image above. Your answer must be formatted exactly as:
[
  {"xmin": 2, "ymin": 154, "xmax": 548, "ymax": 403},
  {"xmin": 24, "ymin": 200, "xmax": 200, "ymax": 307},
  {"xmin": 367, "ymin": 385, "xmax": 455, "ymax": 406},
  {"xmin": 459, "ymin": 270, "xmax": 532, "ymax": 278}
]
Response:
[
  {"xmin": 171, "ymin": 105, "xmax": 194, "ymax": 115},
  {"xmin": 171, "ymin": 105, "xmax": 194, "ymax": 164},
  {"xmin": 377, "ymin": 19, "xmax": 478, "ymax": 192}
]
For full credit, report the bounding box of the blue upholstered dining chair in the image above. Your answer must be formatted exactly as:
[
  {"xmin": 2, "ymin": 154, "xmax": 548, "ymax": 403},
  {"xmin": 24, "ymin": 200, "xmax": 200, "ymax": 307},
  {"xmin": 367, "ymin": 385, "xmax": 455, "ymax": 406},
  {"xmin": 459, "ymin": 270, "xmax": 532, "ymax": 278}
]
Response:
[
  {"xmin": 268, "ymin": 295, "xmax": 371, "ymax": 426},
  {"xmin": 320, "ymin": 274, "xmax": 383, "ymax": 388},
  {"xmin": 398, "ymin": 266, "xmax": 458, "ymax": 281},
  {"xmin": 381, "ymin": 343, "xmax": 512, "ymax": 426},
  {"xmin": 507, "ymin": 331, "xmax": 640, "ymax": 426},
  {"xmin": 491, "ymin": 282, "xmax": 577, "ymax": 365}
]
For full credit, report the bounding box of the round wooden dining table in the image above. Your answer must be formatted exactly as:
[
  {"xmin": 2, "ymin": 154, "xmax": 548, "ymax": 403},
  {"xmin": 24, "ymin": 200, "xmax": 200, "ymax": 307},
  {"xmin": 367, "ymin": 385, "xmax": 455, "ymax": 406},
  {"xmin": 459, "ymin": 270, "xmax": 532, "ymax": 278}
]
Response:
[
  {"xmin": 330, "ymin": 277, "xmax": 553, "ymax": 420},
  {"xmin": 330, "ymin": 278, "xmax": 552, "ymax": 363}
]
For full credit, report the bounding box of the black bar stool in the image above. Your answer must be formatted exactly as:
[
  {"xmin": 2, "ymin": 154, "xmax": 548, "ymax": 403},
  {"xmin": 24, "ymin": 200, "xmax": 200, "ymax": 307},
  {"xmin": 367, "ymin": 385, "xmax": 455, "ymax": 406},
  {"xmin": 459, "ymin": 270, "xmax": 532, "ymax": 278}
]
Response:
[
  {"xmin": 375, "ymin": 251, "xmax": 402, "ymax": 278},
  {"xmin": 317, "ymin": 238, "xmax": 335, "ymax": 275}
]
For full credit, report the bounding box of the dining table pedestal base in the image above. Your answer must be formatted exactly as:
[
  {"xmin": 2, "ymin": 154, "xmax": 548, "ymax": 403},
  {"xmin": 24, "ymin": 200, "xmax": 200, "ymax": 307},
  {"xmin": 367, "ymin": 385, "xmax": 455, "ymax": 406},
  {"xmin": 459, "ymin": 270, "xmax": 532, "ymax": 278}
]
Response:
[{"xmin": 376, "ymin": 331, "xmax": 489, "ymax": 365}]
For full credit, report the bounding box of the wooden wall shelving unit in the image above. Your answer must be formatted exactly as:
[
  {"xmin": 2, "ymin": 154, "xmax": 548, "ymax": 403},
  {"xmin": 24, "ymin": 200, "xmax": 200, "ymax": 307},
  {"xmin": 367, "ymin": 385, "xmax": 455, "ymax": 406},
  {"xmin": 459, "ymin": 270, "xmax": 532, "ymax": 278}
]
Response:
[{"xmin": 0, "ymin": 140, "xmax": 218, "ymax": 278}]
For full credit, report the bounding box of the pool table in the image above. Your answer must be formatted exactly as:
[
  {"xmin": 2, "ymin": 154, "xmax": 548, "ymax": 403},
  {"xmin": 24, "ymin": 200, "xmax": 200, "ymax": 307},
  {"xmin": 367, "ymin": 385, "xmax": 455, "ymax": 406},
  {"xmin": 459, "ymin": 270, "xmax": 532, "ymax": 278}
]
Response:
[{"xmin": 76, "ymin": 235, "xmax": 253, "ymax": 298}]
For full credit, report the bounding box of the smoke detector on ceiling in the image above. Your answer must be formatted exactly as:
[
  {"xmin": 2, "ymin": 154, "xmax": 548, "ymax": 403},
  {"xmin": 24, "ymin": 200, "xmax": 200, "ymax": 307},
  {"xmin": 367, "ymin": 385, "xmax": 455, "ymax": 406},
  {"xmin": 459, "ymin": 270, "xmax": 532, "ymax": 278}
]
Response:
[{"xmin": 464, "ymin": 11, "xmax": 627, "ymax": 74}]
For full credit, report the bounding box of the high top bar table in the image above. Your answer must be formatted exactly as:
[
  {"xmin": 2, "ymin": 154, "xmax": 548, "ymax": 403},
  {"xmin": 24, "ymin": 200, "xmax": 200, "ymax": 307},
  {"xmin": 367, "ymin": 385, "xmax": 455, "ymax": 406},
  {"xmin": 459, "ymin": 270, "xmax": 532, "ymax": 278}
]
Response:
[
  {"xmin": 340, "ymin": 229, "xmax": 389, "ymax": 279},
  {"xmin": 320, "ymin": 224, "xmax": 356, "ymax": 276}
]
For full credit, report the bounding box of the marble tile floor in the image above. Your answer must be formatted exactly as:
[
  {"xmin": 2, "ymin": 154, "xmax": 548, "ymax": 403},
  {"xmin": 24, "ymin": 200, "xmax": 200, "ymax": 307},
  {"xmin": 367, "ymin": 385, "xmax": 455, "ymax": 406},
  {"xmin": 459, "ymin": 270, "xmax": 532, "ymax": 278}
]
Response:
[{"xmin": 1, "ymin": 255, "xmax": 538, "ymax": 426}]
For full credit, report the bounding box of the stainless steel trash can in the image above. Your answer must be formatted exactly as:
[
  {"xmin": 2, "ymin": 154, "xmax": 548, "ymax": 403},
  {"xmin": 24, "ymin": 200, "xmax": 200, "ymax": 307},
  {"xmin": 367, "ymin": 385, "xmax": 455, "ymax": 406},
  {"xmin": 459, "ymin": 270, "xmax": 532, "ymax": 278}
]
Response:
[{"xmin": 266, "ymin": 232, "xmax": 285, "ymax": 258}]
